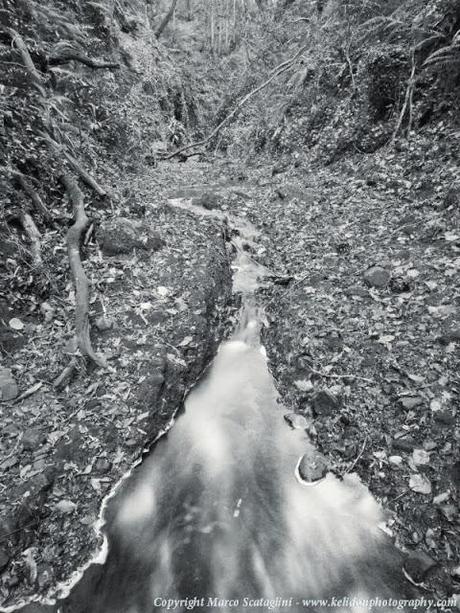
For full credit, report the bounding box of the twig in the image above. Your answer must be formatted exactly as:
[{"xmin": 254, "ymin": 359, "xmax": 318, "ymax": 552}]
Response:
[
  {"xmin": 13, "ymin": 381, "xmax": 43, "ymax": 404},
  {"xmin": 13, "ymin": 171, "xmax": 52, "ymax": 221},
  {"xmin": 309, "ymin": 368, "xmax": 374, "ymax": 384},
  {"xmin": 345, "ymin": 436, "xmax": 368, "ymax": 474}
]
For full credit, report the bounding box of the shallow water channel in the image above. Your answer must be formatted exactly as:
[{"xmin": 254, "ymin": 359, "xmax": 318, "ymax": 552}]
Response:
[{"xmin": 16, "ymin": 192, "xmax": 416, "ymax": 613}]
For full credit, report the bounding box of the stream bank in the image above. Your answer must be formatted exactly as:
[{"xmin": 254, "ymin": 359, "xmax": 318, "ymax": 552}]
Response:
[{"xmin": 0, "ymin": 164, "xmax": 234, "ymax": 609}]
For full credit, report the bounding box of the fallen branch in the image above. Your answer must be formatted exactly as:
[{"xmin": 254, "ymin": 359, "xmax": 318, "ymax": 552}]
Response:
[
  {"xmin": 20, "ymin": 211, "xmax": 43, "ymax": 267},
  {"xmin": 2, "ymin": 27, "xmax": 46, "ymax": 96},
  {"xmin": 391, "ymin": 49, "xmax": 416, "ymax": 143},
  {"xmin": 49, "ymin": 53, "xmax": 120, "ymax": 70},
  {"xmin": 162, "ymin": 45, "xmax": 308, "ymax": 160},
  {"xmin": 41, "ymin": 133, "xmax": 107, "ymax": 197},
  {"xmin": 14, "ymin": 171, "xmax": 52, "ymax": 221},
  {"xmin": 60, "ymin": 174, "xmax": 107, "ymax": 369}
]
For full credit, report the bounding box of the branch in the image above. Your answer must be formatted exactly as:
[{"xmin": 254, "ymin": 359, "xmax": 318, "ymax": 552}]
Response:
[
  {"xmin": 161, "ymin": 45, "xmax": 308, "ymax": 160},
  {"xmin": 60, "ymin": 174, "xmax": 107, "ymax": 369},
  {"xmin": 49, "ymin": 53, "xmax": 120, "ymax": 70},
  {"xmin": 41, "ymin": 133, "xmax": 107, "ymax": 197}
]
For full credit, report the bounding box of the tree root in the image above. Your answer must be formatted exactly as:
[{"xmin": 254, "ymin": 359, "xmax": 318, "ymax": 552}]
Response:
[
  {"xmin": 41, "ymin": 133, "xmax": 107, "ymax": 197},
  {"xmin": 1, "ymin": 27, "xmax": 47, "ymax": 96},
  {"xmin": 161, "ymin": 44, "xmax": 308, "ymax": 160},
  {"xmin": 49, "ymin": 53, "xmax": 120, "ymax": 70},
  {"xmin": 20, "ymin": 211, "xmax": 43, "ymax": 268},
  {"xmin": 14, "ymin": 171, "xmax": 52, "ymax": 221},
  {"xmin": 61, "ymin": 174, "xmax": 107, "ymax": 369}
]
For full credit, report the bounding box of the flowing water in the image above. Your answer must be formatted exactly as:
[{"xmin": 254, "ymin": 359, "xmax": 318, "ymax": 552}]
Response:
[{"xmin": 15, "ymin": 192, "xmax": 417, "ymax": 613}]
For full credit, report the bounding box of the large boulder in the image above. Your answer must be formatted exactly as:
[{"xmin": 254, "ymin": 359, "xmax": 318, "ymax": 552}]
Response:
[{"xmin": 99, "ymin": 218, "xmax": 165, "ymax": 256}]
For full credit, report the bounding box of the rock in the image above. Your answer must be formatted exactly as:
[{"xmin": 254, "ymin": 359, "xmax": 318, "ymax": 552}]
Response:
[
  {"xmin": 93, "ymin": 458, "xmax": 112, "ymax": 474},
  {"xmin": 399, "ymin": 396, "xmax": 423, "ymax": 410},
  {"xmin": 54, "ymin": 499, "xmax": 77, "ymax": 515},
  {"xmin": 403, "ymin": 551, "xmax": 437, "ymax": 583},
  {"xmin": 392, "ymin": 436, "xmax": 416, "ymax": 452},
  {"xmin": 311, "ymin": 390, "xmax": 340, "ymax": 417},
  {"xmin": 412, "ymin": 449, "xmax": 430, "ymax": 466},
  {"xmin": 298, "ymin": 451, "xmax": 328, "ymax": 484},
  {"xmin": 284, "ymin": 413, "xmax": 308, "ymax": 430},
  {"xmin": 363, "ymin": 266, "xmax": 391, "ymax": 289},
  {"xmin": 433, "ymin": 409, "xmax": 456, "ymax": 425},
  {"xmin": 22, "ymin": 428, "xmax": 45, "ymax": 451},
  {"xmin": 95, "ymin": 316, "xmax": 113, "ymax": 331},
  {"xmin": 0, "ymin": 368, "xmax": 18, "ymax": 401},
  {"xmin": 192, "ymin": 192, "xmax": 220, "ymax": 210},
  {"xmin": 0, "ymin": 549, "xmax": 10, "ymax": 571},
  {"xmin": 389, "ymin": 455, "xmax": 403, "ymax": 466},
  {"xmin": 100, "ymin": 218, "xmax": 165, "ymax": 256}
]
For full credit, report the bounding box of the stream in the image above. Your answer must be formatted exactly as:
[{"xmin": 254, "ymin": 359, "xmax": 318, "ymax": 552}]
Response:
[{"xmin": 16, "ymin": 191, "xmax": 417, "ymax": 613}]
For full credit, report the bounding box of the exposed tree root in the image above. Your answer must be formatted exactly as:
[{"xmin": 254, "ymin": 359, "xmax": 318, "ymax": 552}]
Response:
[
  {"xmin": 20, "ymin": 211, "xmax": 43, "ymax": 268},
  {"xmin": 49, "ymin": 53, "xmax": 120, "ymax": 70},
  {"xmin": 53, "ymin": 358, "xmax": 78, "ymax": 389},
  {"xmin": 14, "ymin": 171, "xmax": 52, "ymax": 221},
  {"xmin": 1, "ymin": 27, "xmax": 47, "ymax": 96},
  {"xmin": 161, "ymin": 45, "xmax": 308, "ymax": 160},
  {"xmin": 41, "ymin": 133, "xmax": 108, "ymax": 197},
  {"xmin": 61, "ymin": 174, "xmax": 107, "ymax": 369}
]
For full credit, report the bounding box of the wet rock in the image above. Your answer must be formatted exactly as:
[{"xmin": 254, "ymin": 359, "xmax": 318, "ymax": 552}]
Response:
[
  {"xmin": 0, "ymin": 549, "xmax": 10, "ymax": 571},
  {"xmin": 100, "ymin": 218, "xmax": 165, "ymax": 256},
  {"xmin": 0, "ymin": 368, "xmax": 18, "ymax": 401},
  {"xmin": 192, "ymin": 192, "xmax": 220, "ymax": 210},
  {"xmin": 93, "ymin": 458, "xmax": 112, "ymax": 474},
  {"xmin": 298, "ymin": 451, "xmax": 328, "ymax": 484},
  {"xmin": 311, "ymin": 389, "xmax": 340, "ymax": 417},
  {"xmin": 403, "ymin": 551, "xmax": 437, "ymax": 583},
  {"xmin": 22, "ymin": 428, "xmax": 45, "ymax": 451},
  {"xmin": 284, "ymin": 413, "xmax": 308, "ymax": 430},
  {"xmin": 363, "ymin": 266, "xmax": 391, "ymax": 289}
]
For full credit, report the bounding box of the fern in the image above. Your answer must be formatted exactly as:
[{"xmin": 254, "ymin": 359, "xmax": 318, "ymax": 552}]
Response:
[{"xmin": 424, "ymin": 29, "xmax": 460, "ymax": 67}]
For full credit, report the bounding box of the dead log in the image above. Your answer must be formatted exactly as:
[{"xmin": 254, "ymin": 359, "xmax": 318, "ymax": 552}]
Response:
[
  {"xmin": 41, "ymin": 133, "xmax": 107, "ymax": 197},
  {"xmin": 49, "ymin": 53, "xmax": 120, "ymax": 70},
  {"xmin": 162, "ymin": 45, "xmax": 308, "ymax": 160},
  {"xmin": 20, "ymin": 211, "xmax": 43, "ymax": 267},
  {"xmin": 60, "ymin": 174, "xmax": 107, "ymax": 369},
  {"xmin": 14, "ymin": 171, "xmax": 52, "ymax": 221}
]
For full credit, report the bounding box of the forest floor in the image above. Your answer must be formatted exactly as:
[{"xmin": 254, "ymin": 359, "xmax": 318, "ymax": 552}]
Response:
[
  {"xmin": 0, "ymin": 162, "xmax": 234, "ymax": 607},
  {"xmin": 0, "ymin": 127, "xmax": 459, "ymax": 608},
  {"xmin": 205, "ymin": 130, "xmax": 460, "ymax": 601}
]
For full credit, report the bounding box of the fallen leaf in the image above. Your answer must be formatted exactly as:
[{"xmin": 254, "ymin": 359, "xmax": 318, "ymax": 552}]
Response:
[
  {"xmin": 9, "ymin": 318, "xmax": 24, "ymax": 331},
  {"xmin": 409, "ymin": 474, "xmax": 432, "ymax": 495},
  {"xmin": 54, "ymin": 500, "xmax": 77, "ymax": 514}
]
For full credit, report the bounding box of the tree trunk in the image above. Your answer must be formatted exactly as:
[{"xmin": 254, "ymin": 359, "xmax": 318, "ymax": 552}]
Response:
[{"xmin": 155, "ymin": 0, "xmax": 179, "ymax": 38}]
